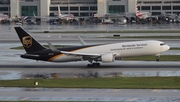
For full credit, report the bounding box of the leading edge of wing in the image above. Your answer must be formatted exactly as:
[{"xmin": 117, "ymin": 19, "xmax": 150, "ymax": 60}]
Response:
[{"xmin": 60, "ymin": 51, "xmax": 101, "ymax": 57}]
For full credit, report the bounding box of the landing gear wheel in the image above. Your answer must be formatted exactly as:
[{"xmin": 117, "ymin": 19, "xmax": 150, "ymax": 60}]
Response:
[
  {"xmin": 156, "ymin": 59, "xmax": 159, "ymax": 62},
  {"xmin": 87, "ymin": 63, "xmax": 100, "ymax": 67},
  {"xmin": 87, "ymin": 64, "xmax": 92, "ymax": 67},
  {"xmin": 96, "ymin": 63, "xmax": 100, "ymax": 67},
  {"xmin": 92, "ymin": 63, "xmax": 100, "ymax": 67},
  {"xmin": 156, "ymin": 56, "xmax": 160, "ymax": 62}
]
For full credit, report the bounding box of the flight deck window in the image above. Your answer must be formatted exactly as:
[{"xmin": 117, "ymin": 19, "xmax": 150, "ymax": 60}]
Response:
[{"xmin": 160, "ymin": 43, "xmax": 165, "ymax": 46}]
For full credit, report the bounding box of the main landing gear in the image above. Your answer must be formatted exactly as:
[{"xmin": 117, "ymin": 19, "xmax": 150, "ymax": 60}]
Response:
[
  {"xmin": 87, "ymin": 63, "xmax": 100, "ymax": 67},
  {"xmin": 156, "ymin": 55, "xmax": 160, "ymax": 62}
]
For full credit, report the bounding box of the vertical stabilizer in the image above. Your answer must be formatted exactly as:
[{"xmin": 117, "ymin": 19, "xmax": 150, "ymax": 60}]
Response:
[
  {"xmin": 135, "ymin": 0, "xmax": 143, "ymax": 19},
  {"xmin": 58, "ymin": 5, "xmax": 62, "ymax": 17},
  {"xmin": 14, "ymin": 27, "xmax": 46, "ymax": 53}
]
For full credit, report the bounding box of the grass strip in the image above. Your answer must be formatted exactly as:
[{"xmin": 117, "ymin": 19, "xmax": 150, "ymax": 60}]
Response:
[
  {"xmin": 0, "ymin": 101, "xmax": 70, "ymax": 102},
  {"xmin": 0, "ymin": 77, "xmax": 180, "ymax": 89},
  {"xmin": 0, "ymin": 101, "xmax": 66, "ymax": 102},
  {"xmin": 170, "ymin": 48, "xmax": 180, "ymax": 50},
  {"xmin": 0, "ymin": 101, "xmax": 90, "ymax": 102}
]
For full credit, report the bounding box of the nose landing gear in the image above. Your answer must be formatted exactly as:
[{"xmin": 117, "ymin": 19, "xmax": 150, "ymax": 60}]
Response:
[{"xmin": 156, "ymin": 55, "xmax": 160, "ymax": 62}]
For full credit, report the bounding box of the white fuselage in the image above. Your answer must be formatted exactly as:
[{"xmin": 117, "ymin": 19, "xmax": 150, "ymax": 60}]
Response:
[
  {"xmin": 51, "ymin": 40, "xmax": 170, "ymax": 62},
  {"xmin": 136, "ymin": 12, "xmax": 151, "ymax": 19}
]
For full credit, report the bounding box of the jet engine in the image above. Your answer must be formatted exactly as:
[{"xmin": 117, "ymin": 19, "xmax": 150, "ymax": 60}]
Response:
[{"xmin": 101, "ymin": 53, "xmax": 115, "ymax": 63}]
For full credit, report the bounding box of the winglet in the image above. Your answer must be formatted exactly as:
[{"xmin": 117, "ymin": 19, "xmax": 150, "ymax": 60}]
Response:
[
  {"xmin": 47, "ymin": 41, "xmax": 60, "ymax": 52},
  {"xmin": 78, "ymin": 36, "xmax": 86, "ymax": 45}
]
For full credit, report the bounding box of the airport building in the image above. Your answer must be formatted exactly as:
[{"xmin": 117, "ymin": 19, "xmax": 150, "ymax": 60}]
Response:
[
  {"xmin": 0, "ymin": 0, "xmax": 180, "ymax": 18},
  {"xmin": 138, "ymin": 0, "xmax": 180, "ymax": 15}
]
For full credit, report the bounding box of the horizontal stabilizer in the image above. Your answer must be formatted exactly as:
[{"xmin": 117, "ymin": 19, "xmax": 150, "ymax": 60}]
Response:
[{"xmin": 19, "ymin": 54, "xmax": 39, "ymax": 57}]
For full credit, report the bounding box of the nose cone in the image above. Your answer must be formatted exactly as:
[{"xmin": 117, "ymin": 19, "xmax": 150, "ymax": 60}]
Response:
[
  {"xmin": 163, "ymin": 45, "xmax": 170, "ymax": 52},
  {"xmin": 167, "ymin": 45, "xmax": 170, "ymax": 51}
]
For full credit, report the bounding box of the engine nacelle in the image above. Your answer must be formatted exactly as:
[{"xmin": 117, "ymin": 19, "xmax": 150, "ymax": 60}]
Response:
[{"xmin": 101, "ymin": 53, "xmax": 114, "ymax": 63}]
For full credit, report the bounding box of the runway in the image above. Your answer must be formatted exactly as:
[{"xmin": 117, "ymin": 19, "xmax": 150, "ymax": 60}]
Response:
[
  {"xmin": 0, "ymin": 88, "xmax": 180, "ymax": 102},
  {"xmin": 0, "ymin": 61, "xmax": 180, "ymax": 80}
]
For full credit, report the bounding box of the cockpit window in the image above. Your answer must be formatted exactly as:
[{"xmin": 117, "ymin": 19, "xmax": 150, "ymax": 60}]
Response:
[{"xmin": 160, "ymin": 43, "xmax": 165, "ymax": 46}]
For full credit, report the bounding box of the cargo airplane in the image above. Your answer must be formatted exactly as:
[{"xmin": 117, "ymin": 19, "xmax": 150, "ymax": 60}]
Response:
[{"xmin": 14, "ymin": 27, "xmax": 170, "ymax": 67}]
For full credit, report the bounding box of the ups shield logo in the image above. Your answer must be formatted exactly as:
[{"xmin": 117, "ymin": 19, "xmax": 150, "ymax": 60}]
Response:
[{"xmin": 22, "ymin": 36, "xmax": 32, "ymax": 48}]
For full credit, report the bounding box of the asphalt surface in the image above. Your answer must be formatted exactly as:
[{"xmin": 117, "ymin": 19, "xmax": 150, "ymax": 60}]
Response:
[
  {"xmin": 0, "ymin": 88, "xmax": 180, "ymax": 102},
  {"xmin": 0, "ymin": 61, "xmax": 180, "ymax": 80},
  {"xmin": 1, "ymin": 24, "xmax": 180, "ymax": 101}
]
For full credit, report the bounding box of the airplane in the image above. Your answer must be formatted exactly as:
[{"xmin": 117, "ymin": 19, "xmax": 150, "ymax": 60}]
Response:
[
  {"xmin": 101, "ymin": 13, "xmax": 131, "ymax": 24},
  {"xmin": 33, "ymin": 5, "xmax": 74, "ymax": 21},
  {"xmin": 57, "ymin": 5, "xmax": 74, "ymax": 20},
  {"xmin": 14, "ymin": 27, "xmax": 170, "ymax": 67},
  {"xmin": 161, "ymin": 12, "xmax": 179, "ymax": 23},
  {"xmin": 0, "ymin": 13, "xmax": 9, "ymax": 22},
  {"xmin": 135, "ymin": 0, "xmax": 151, "ymax": 20}
]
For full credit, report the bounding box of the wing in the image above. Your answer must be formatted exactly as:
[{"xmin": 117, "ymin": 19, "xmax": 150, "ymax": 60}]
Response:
[
  {"xmin": 61, "ymin": 51, "xmax": 101, "ymax": 60},
  {"xmin": 47, "ymin": 41, "xmax": 101, "ymax": 61}
]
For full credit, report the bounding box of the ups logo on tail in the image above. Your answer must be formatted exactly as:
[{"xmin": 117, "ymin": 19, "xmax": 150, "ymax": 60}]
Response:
[{"xmin": 22, "ymin": 36, "xmax": 32, "ymax": 48}]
